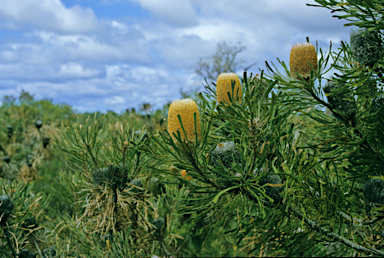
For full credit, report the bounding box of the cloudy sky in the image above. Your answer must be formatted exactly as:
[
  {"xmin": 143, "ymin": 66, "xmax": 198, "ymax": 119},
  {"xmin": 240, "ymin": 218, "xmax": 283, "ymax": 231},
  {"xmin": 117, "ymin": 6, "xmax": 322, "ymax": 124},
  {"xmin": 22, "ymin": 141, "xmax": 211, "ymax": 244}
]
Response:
[{"xmin": 0, "ymin": 0, "xmax": 353, "ymax": 114}]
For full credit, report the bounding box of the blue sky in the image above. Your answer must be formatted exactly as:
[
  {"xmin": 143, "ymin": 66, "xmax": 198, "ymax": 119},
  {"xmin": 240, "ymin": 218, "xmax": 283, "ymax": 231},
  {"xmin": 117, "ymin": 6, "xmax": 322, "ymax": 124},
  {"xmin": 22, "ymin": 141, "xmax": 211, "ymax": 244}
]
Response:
[{"xmin": 0, "ymin": 0, "xmax": 353, "ymax": 114}]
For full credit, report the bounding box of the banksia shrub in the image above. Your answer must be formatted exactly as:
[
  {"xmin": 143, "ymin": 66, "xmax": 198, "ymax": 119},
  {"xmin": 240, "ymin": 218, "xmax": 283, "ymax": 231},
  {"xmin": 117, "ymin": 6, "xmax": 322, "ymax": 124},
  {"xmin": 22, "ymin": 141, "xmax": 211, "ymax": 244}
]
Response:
[
  {"xmin": 323, "ymin": 80, "xmax": 356, "ymax": 120},
  {"xmin": 364, "ymin": 178, "xmax": 384, "ymax": 204},
  {"xmin": 168, "ymin": 98, "xmax": 201, "ymax": 143},
  {"xmin": 290, "ymin": 42, "xmax": 317, "ymax": 80},
  {"xmin": 350, "ymin": 28, "xmax": 383, "ymax": 67},
  {"xmin": 216, "ymin": 72, "xmax": 242, "ymax": 104}
]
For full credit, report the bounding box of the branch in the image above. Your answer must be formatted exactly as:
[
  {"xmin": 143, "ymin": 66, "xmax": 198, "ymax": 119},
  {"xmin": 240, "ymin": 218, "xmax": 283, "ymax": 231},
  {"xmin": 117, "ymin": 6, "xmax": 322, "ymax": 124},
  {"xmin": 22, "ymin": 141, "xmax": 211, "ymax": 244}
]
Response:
[{"xmin": 288, "ymin": 206, "xmax": 384, "ymax": 256}]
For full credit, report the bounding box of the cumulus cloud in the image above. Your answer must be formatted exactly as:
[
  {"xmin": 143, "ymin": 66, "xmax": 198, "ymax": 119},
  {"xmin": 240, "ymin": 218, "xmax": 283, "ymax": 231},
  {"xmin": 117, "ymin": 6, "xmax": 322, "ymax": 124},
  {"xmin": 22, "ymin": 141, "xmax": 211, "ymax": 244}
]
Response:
[
  {"xmin": 129, "ymin": 0, "xmax": 198, "ymax": 27},
  {"xmin": 0, "ymin": 0, "xmax": 99, "ymax": 33},
  {"xmin": 58, "ymin": 63, "xmax": 100, "ymax": 78}
]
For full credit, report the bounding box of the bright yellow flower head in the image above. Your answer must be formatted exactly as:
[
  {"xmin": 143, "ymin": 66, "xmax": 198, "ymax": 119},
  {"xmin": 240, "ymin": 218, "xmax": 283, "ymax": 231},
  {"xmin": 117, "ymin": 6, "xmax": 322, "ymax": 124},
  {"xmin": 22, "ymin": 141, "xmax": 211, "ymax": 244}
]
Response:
[
  {"xmin": 289, "ymin": 42, "xmax": 317, "ymax": 80},
  {"xmin": 216, "ymin": 72, "xmax": 242, "ymax": 104},
  {"xmin": 168, "ymin": 98, "xmax": 201, "ymax": 143}
]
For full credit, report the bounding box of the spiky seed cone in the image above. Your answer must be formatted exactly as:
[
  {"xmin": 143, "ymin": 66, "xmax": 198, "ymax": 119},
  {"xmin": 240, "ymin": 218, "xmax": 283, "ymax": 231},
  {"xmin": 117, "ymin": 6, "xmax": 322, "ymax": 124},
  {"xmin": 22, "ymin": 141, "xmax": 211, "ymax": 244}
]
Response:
[
  {"xmin": 168, "ymin": 98, "xmax": 201, "ymax": 143},
  {"xmin": 151, "ymin": 218, "xmax": 165, "ymax": 238},
  {"xmin": 42, "ymin": 137, "xmax": 50, "ymax": 148},
  {"xmin": 260, "ymin": 174, "xmax": 284, "ymax": 204},
  {"xmin": 22, "ymin": 216, "xmax": 38, "ymax": 229},
  {"xmin": 290, "ymin": 43, "xmax": 317, "ymax": 80},
  {"xmin": 2, "ymin": 156, "xmax": 10, "ymax": 163},
  {"xmin": 216, "ymin": 72, "xmax": 242, "ymax": 104},
  {"xmin": 0, "ymin": 195, "xmax": 14, "ymax": 225},
  {"xmin": 18, "ymin": 249, "xmax": 36, "ymax": 257},
  {"xmin": 35, "ymin": 120, "xmax": 43, "ymax": 130},
  {"xmin": 210, "ymin": 141, "xmax": 242, "ymax": 188},
  {"xmin": 6, "ymin": 126, "xmax": 13, "ymax": 138},
  {"xmin": 210, "ymin": 141, "xmax": 241, "ymax": 169},
  {"xmin": 323, "ymin": 80, "xmax": 356, "ymax": 120},
  {"xmin": 371, "ymin": 95, "xmax": 384, "ymax": 114},
  {"xmin": 350, "ymin": 28, "xmax": 383, "ymax": 67},
  {"xmin": 42, "ymin": 247, "xmax": 56, "ymax": 258},
  {"xmin": 364, "ymin": 178, "xmax": 384, "ymax": 204}
]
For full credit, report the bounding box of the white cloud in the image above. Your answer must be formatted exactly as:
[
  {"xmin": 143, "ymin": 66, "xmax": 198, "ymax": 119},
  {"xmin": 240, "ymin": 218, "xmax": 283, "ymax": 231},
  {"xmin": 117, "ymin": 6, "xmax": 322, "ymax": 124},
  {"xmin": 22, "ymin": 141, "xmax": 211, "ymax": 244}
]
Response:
[
  {"xmin": 130, "ymin": 0, "xmax": 198, "ymax": 27},
  {"xmin": 35, "ymin": 31, "xmax": 150, "ymax": 64},
  {"xmin": 58, "ymin": 63, "xmax": 99, "ymax": 78},
  {"xmin": 108, "ymin": 21, "xmax": 129, "ymax": 35},
  {"xmin": 0, "ymin": 0, "xmax": 99, "ymax": 33},
  {"xmin": 104, "ymin": 96, "xmax": 125, "ymax": 105}
]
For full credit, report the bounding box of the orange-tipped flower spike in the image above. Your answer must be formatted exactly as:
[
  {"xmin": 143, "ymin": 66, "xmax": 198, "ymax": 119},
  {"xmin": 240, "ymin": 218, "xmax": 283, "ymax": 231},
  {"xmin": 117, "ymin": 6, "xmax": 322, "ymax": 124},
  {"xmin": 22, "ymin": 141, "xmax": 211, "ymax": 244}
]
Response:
[
  {"xmin": 168, "ymin": 98, "xmax": 201, "ymax": 143},
  {"xmin": 289, "ymin": 43, "xmax": 317, "ymax": 80},
  {"xmin": 216, "ymin": 72, "xmax": 242, "ymax": 104},
  {"xmin": 180, "ymin": 170, "xmax": 187, "ymax": 177}
]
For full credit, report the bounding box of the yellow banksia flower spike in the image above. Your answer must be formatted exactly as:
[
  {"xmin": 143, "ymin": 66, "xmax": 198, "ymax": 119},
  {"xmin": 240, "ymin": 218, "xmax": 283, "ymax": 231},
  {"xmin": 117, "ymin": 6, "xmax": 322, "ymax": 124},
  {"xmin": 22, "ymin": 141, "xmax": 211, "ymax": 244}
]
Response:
[
  {"xmin": 168, "ymin": 98, "xmax": 201, "ymax": 143},
  {"xmin": 216, "ymin": 72, "xmax": 242, "ymax": 104},
  {"xmin": 289, "ymin": 42, "xmax": 317, "ymax": 80}
]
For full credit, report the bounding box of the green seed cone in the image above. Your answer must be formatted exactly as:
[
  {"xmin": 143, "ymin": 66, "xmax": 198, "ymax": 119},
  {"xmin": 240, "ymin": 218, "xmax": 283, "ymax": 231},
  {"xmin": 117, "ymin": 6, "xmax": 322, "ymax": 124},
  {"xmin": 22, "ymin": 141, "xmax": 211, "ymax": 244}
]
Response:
[
  {"xmin": 259, "ymin": 174, "xmax": 284, "ymax": 204},
  {"xmin": 0, "ymin": 195, "xmax": 14, "ymax": 225},
  {"xmin": 323, "ymin": 80, "xmax": 357, "ymax": 120},
  {"xmin": 350, "ymin": 28, "xmax": 383, "ymax": 67},
  {"xmin": 364, "ymin": 178, "xmax": 384, "ymax": 204}
]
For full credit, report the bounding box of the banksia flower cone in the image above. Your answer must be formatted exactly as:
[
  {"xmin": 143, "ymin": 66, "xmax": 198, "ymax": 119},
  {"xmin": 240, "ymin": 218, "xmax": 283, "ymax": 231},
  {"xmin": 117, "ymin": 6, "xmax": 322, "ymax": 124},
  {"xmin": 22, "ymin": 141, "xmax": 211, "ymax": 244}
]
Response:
[
  {"xmin": 216, "ymin": 72, "xmax": 242, "ymax": 104},
  {"xmin": 350, "ymin": 28, "xmax": 383, "ymax": 67},
  {"xmin": 290, "ymin": 43, "xmax": 317, "ymax": 80},
  {"xmin": 323, "ymin": 80, "xmax": 356, "ymax": 119},
  {"xmin": 168, "ymin": 98, "xmax": 201, "ymax": 143}
]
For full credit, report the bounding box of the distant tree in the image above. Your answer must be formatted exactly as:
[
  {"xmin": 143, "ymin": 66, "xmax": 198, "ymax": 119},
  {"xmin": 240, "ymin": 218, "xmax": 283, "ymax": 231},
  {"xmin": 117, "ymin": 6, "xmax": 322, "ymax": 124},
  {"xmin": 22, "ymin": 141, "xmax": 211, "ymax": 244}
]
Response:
[
  {"xmin": 182, "ymin": 41, "xmax": 256, "ymax": 100},
  {"xmin": 19, "ymin": 89, "xmax": 34, "ymax": 103},
  {"xmin": 140, "ymin": 103, "xmax": 152, "ymax": 114},
  {"xmin": 1, "ymin": 95, "xmax": 16, "ymax": 104},
  {"xmin": 193, "ymin": 41, "xmax": 256, "ymax": 82}
]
